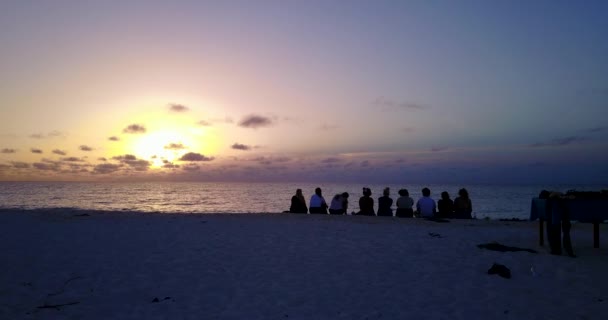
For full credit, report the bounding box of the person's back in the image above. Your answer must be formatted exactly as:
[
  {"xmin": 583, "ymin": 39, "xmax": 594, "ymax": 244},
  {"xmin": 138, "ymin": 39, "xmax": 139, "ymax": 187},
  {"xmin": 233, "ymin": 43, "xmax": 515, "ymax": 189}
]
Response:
[
  {"xmin": 377, "ymin": 187, "xmax": 393, "ymax": 217},
  {"xmin": 454, "ymin": 188, "xmax": 472, "ymax": 219},
  {"xmin": 309, "ymin": 187, "xmax": 328, "ymax": 214},
  {"xmin": 416, "ymin": 187, "xmax": 436, "ymax": 218},
  {"xmin": 290, "ymin": 189, "xmax": 308, "ymax": 213},
  {"xmin": 329, "ymin": 194, "xmax": 346, "ymax": 215},
  {"xmin": 357, "ymin": 188, "xmax": 375, "ymax": 216},
  {"xmin": 437, "ymin": 191, "xmax": 454, "ymax": 218},
  {"xmin": 396, "ymin": 189, "xmax": 414, "ymax": 218}
]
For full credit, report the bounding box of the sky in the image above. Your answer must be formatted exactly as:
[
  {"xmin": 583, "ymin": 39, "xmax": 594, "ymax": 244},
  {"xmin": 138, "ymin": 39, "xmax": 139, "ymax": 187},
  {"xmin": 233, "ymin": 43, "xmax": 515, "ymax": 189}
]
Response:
[{"xmin": 1, "ymin": 0, "xmax": 607, "ymax": 184}]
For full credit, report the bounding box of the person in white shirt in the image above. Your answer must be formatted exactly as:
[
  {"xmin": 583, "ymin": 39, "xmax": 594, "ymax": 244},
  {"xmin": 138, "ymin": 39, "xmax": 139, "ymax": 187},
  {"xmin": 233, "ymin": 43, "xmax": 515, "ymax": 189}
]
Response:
[
  {"xmin": 416, "ymin": 187, "xmax": 436, "ymax": 218},
  {"xmin": 309, "ymin": 187, "xmax": 328, "ymax": 214}
]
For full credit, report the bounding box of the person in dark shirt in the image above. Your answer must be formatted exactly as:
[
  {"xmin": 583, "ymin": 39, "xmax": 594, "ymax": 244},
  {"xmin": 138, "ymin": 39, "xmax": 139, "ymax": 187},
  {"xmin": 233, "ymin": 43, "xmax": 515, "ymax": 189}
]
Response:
[
  {"xmin": 454, "ymin": 188, "xmax": 473, "ymax": 219},
  {"xmin": 357, "ymin": 187, "xmax": 375, "ymax": 216},
  {"xmin": 377, "ymin": 187, "xmax": 393, "ymax": 217},
  {"xmin": 437, "ymin": 191, "xmax": 454, "ymax": 218},
  {"xmin": 289, "ymin": 189, "xmax": 308, "ymax": 213}
]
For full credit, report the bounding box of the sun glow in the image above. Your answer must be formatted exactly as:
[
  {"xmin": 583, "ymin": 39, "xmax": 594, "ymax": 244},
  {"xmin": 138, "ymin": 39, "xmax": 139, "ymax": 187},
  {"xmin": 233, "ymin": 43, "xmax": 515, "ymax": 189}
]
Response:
[{"xmin": 130, "ymin": 130, "xmax": 201, "ymax": 167}]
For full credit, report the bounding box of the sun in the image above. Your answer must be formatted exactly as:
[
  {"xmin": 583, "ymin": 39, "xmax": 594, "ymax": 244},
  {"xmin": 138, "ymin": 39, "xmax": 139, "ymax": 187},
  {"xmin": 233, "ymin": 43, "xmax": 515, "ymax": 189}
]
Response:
[{"xmin": 131, "ymin": 130, "xmax": 198, "ymax": 167}]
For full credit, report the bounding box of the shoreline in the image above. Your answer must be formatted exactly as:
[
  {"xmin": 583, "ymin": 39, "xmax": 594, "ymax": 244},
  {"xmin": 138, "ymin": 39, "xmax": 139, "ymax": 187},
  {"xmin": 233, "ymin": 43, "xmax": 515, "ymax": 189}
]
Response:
[{"xmin": 1, "ymin": 209, "xmax": 606, "ymax": 319}]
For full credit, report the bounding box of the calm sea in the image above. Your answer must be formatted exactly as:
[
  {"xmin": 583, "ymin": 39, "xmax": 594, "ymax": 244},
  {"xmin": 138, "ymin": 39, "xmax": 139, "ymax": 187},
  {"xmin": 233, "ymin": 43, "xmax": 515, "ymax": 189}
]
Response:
[{"xmin": 0, "ymin": 182, "xmax": 606, "ymax": 219}]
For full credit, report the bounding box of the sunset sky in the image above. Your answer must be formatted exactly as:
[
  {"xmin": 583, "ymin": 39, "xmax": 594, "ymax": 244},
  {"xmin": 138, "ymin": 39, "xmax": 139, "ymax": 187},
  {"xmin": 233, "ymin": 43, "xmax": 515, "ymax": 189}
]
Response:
[{"xmin": 1, "ymin": 0, "xmax": 607, "ymax": 184}]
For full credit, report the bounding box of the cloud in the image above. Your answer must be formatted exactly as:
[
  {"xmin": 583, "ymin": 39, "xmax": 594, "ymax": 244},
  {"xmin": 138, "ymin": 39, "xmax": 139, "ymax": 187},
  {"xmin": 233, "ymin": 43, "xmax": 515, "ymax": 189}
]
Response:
[
  {"xmin": 164, "ymin": 143, "xmax": 186, "ymax": 150},
  {"xmin": 28, "ymin": 133, "xmax": 44, "ymax": 139},
  {"xmin": 238, "ymin": 115, "xmax": 273, "ymax": 129},
  {"xmin": 11, "ymin": 161, "xmax": 30, "ymax": 169},
  {"xmin": 360, "ymin": 160, "xmax": 370, "ymax": 167},
  {"xmin": 169, "ymin": 103, "xmax": 189, "ymax": 112},
  {"xmin": 179, "ymin": 152, "xmax": 214, "ymax": 162},
  {"xmin": 198, "ymin": 120, "xmax": 212, "ymax": 126},
  {"xmin": 530, "ymin": 136, "xmax": 587, "ymax": 148},
  {"xmin": 61, "ymin": 157, "xmax": 83, "ymax": 162},
  {"xmin": 182, "ymin": 164, "xmax": 200, "ymax": 171},
  {"xmin": 29, "ymin": 131, "xmax": 66, "ymax": 139},
  {"xmin": 586, "ymin": 126, "xmax": 608, "ymax": 133},
  {"xmin": 33, "ymin": 162, "xmax": 60, "ymax": 171},
  {"xmin": 52, "ymin": 149, "xmax": 67, "ymax": 156},
  {"xmin": 162, "ymin": 162, "xmax": 180, "ymax": 169},
  {"xmin": 30, "ymin": 148, "xmax": 43, "ymax": 154},
  {"xmin": 431, "ymin": 146, "xmax": 449, "ymax": 152},
  {"xmin": 110, "ymin": 154, "xmax": 150, "ymax": 171},
  {"xmin": 98, "ymin": 157, "xmax": 107, "ymax": 162},
  {"xmin": 231, "ymin": 143, "xmax": 251, "ymax": 151},
  {"xmin": 108, "ymin": 136, "xmax": 120, "ymax": 141},
  {"xmin": 79, "ymin": 145, "xmax": 94, "ymax": 151},
  {"xmin": 1, "ymin": 148, "xmax": 16, "ymax": 154},
  {"xmin": 93, "ymin": 163, "xmax": 121, "ymax": 174},
  {"xmin": 123, "ymin": 124, "xmax": 146, "ymax": 134},
  {"xmin": 112, "ymin": 154, "xmax": 137, "ymax": 161},
  {"xmin": 321, "ymin": 157, "xmax": 341, "ymax": 163},
  {"xmin": 373, "ymin": 97, "xmax": 429, "ymax": 111}
]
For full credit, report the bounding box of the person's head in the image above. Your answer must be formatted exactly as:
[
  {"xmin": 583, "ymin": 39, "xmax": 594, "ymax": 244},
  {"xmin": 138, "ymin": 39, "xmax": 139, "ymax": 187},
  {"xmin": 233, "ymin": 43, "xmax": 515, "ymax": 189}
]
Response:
[
  {"xmin": 296, "ymin": 189, "xmax": 303, "ymax": 196},
  {"xmin": 333, "ymin": 194, "xmax": 341, "ymax": 200},
  {"xmin": 383, "ymin": 187, "xmax": 390, "ymax": 196},
  {"xmin": 341, "ymin": 192, "xmax": 349, "ymax": 199},
  {"xmin": 422, "ymin": 187, "xmax": 431, "ymax": 197},
  {"xmin": 458, "ymin": 188, "xmax": 469, "ymax": 199},
  {"xmin": 315, "ymin": 187, "xmax": 322, "ymax": 196},
  {"xmin": 362, "ymin": 187, "xmax": 371, "ymax": 197},
  {"xmin": 398, "ymin": 189, "xmax": 409, "ymax": 197},
  {"xmin": 441, "ymin": 191, "xmax": 450, "ymax": 200}
]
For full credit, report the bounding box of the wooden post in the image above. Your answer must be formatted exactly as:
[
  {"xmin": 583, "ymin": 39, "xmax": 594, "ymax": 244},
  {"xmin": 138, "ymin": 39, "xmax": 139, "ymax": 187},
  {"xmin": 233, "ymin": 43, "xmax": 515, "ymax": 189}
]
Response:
[
  {"xmin": 593, "ymin": 222, "xmax": 599, "ymax": 249},
  {"xmin": 539, "ymin": 218, "xmax": 544, "ymax": 246}
]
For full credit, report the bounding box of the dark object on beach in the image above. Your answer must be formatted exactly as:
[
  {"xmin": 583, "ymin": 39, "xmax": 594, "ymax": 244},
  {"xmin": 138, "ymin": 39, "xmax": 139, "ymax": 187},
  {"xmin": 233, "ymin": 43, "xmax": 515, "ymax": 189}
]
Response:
[
  {"xmin": 428, "ymin": 232, "xmax": 442, "ymax": 238},
  {"xmin": 73, "ymin": 213, "xmax": 90, "ymax": 217},
  {"xmin": 37, "ymin": 301, "xmax": 80, "ymax": 310},
  {"xmin": 546, "ymin": 195, "xmax": 576, "ymax": 257},
  {"xmin": 425, "ymin": 217, "xmax": 450, "ymax": 223},
  {"xmin": 487, "ymin": 263, "xmax": 511, "ymax": 279},
  {"xmin": 477, "ymin": 243, "xmax": 538, "ymax": 253},
  {"xmin": 152, "ymin": 297, "xmax": 160, "ymax": 303}
]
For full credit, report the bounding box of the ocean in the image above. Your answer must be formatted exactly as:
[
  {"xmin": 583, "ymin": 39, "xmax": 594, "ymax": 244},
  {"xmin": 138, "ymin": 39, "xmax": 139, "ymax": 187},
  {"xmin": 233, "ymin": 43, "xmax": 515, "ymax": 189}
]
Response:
[{"xmin": 0, "ymin": 182, "xmax": 606, "ymax": 219}]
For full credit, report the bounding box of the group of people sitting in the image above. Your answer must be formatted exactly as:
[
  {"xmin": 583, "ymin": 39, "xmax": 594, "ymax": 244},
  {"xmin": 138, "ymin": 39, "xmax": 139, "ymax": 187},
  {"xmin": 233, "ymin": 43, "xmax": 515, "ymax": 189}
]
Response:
[{"xmin": 289, "ymin": 187, "xmax": 473, "ymax": 219}]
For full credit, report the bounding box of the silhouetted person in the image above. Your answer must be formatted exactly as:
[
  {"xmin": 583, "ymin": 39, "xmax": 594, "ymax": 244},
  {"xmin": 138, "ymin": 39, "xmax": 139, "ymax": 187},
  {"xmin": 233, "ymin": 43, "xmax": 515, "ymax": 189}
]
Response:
[
  {"xmin": 357, "ymin": 187, "xmax": 375, "ymax": 216},
  {"xmin": 329, "ymin": 192, "xmax": 349, "ymax": 215},
  {"xmin": 437, "ymin": 191, "xmax": 454, "ymax": 218},
  {"xmin": 309, "ymin": 187, "xmax": 328, "ymax": 214},
  {"xmin": 396, "ymin": 189, "xmax": 414, "ymax": 218},
  {"xmin": 377, "ymin": 187, "xmax": 393, "ymax": 217},
  {"xmin": 416, "ymin": 187, "xmax": 436, "ymax": 218},
  {"xmin": 454, "ymin": 188, "xmax": 472, "ymax": 219},
  {"xmin": 290, "ymin": 189, "xmax": 308, "ymax": 214}
]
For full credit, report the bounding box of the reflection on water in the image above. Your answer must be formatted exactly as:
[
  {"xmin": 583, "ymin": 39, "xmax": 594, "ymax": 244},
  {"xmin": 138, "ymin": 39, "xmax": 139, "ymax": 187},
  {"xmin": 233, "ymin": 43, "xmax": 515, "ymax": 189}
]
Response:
[{"xmin": 0, "ymin": 182, "xmax": 605, "ymax": 219}]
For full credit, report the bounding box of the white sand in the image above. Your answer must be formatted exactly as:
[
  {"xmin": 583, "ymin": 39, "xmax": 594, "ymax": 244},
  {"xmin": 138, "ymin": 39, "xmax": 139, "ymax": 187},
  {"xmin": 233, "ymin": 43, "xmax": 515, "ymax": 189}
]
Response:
[{"xmin": 0, "ymin": 210, "xmax": 606, "ymax": 319}]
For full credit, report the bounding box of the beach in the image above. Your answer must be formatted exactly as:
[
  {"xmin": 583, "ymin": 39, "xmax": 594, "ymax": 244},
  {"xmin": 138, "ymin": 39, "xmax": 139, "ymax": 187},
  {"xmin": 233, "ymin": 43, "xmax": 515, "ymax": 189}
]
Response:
[{"xmin": 1, "ymin": 210, "xmax": 606, "ymax": 319}]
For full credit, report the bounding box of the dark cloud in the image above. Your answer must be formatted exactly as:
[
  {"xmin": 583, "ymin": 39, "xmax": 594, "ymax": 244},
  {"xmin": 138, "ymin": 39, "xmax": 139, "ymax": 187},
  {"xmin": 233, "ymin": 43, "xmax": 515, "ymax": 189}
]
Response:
[
  {"xmin": 431, "ymin": 146, "xmax": 449, "ymax": 152},
  {"xmin": 164, "ymin": 143, "xmax": 186, "ymax": 150},
  {"xmin": 231, "ymin": 143, "xmax": 251, "ymax": 151},
  {"xmin": 373, "ymin": 97, "xmax": 429, "ymax": 111},
  {"xmin": 169, "ymin": 103, "xmax": 189, "ymax": 112},
  {"xmin": 33, "ymin": 162, "xmax": 60, "ymax": 171},
  {"xmin": 162, "ymin": 162, "xmax": 180, "ymax": 169},
  {"xmin": 29, "ymin": 133, "xmax": 44, "ymax": 139},
  {"xmin": 321, "ymin": 157, "xmax": 341, "ymax": 163},
  {"xmin": 93, "ymin": 163, "xmax": 121, "ymax": 174},
  {"xmin": 112, "ymin": 154, "xmax": 137, "ymax": 161},
  {"xmin": 238, "ymin": 115, "xmax": 273, "ymax": 129},
  {"xmin": 123, "ymin": 124, "xmax": 146, "ymax": 134},
  {"xmin": 179, "ymin": 152, "xmax": 214, "ymax": 162},
  {"xmin": 61, "ymin": 157, "xmax": 83, "ymax": 162},
  {"xmin": 52, "ymin": 149, "xmax": 67, "ymax": 156},
  {"xmin": 29, "ymin": 131, "xmax": 66, "ymax": 139},
  {"xmin": 198, "ymin": 120, "xmax": 212, "ymax": 126},
  {"xmin": 79, "ymin": 145, "xmax": 94, "ymax": 151},
  {"xmin": 1, "ymin": 148, "xmax": 16, "ymax": 154},
  {"xmin": 11, "ymin": 161, "xmax": 30, "ymax": 169},
  {"xmin": 182, "ymin": 164, "xmax": 200, "ymax": 171},
  {"xmin": 360, "ymin": 160, "xmax": 371, "ymax": 167},
  {"xmin": 108, "ymin": 136, "xmax": 120, "ymax": 141},
  {"xmin": 98, "ymin": 157, "xmax": 107, "ymax": 162},
  {"xmin": 530, "ymin": 136, "xmax": 587, "ymax": 148},
  {"xmin": 0, "ymin": 164, "xmax": 11, "ymax": 170},
  {"xmin": 30, "ymin": 148, "xmax": 43, "ymax": 154},
  {"xmin": 586, "ymin": 126, "xmax": 608, "ymax": 133}
]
